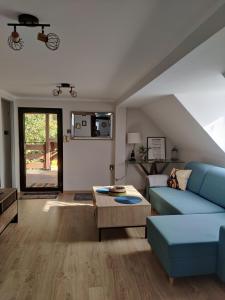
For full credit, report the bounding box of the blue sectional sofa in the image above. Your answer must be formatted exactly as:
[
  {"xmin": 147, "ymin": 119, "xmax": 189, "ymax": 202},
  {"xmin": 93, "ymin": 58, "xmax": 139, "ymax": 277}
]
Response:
[{"xmin": 147, "ymin": 161, "xmax": 225, "ymax": 281}]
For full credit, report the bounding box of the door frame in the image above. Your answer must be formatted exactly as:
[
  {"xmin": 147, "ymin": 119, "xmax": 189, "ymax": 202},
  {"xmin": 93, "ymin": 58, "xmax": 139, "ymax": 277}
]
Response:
[
  {"xmin": 1, "ymin": 99, "xmax": 13, "ymax": 188},
  {"xmin": 18, "ymin": 107, "xmax": 63, "ymax": 192}
]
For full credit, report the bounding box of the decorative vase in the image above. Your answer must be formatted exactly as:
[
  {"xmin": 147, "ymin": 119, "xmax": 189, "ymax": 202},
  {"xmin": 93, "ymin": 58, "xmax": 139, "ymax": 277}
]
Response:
[{"xmin": 171, "ymin": 147, "xmax": 179, "ymax": 161}]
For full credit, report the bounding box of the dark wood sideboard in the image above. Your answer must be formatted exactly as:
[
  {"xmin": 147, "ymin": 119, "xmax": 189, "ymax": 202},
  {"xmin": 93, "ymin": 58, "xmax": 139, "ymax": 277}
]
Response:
[{"xmin": 0, "ymin": 188, "xmax": 18, "ymax": 234}]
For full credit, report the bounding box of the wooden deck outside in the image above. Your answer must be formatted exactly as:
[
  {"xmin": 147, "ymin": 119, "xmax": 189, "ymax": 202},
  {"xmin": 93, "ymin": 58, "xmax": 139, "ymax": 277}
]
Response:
[
  {"xmin": 26, "ymin": 170, "xmax": 57, "ymax": 188},
  {"xmin": 25, "ymin": 141, "xmax": 58, "ymax": 187}
]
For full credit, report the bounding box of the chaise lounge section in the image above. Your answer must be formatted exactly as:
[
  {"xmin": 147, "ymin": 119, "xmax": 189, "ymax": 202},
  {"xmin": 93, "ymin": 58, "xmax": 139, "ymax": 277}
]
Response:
[{"xmin": 147, "ymin": 161, "xmax": 225, "ymax": 282}]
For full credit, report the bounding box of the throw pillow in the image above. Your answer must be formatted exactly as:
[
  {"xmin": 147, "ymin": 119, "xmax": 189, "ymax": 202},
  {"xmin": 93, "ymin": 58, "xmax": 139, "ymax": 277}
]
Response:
[
  {"xmin": 167, "ymin": 168, "xmax": 179, "ymax": 189},
  {"xmin": 167, "ymin": 168, "xmax": 192, "ymax": 191}
]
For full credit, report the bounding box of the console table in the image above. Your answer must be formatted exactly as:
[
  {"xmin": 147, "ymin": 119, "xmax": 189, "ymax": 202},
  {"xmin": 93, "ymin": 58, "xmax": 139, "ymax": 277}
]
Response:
[
  {"xmin": 0, "ymin": 188, "xmax": 18, "ymax": 234},
  {"xmin": 127, "ymin": 160, "xmax": 185, "ymax": 175}
]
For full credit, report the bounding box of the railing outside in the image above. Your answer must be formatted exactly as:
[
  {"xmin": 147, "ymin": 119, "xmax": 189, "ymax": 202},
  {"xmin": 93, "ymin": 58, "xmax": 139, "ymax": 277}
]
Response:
[{"xmin": 25, "ymin": 141, "xmax": 57, "ymax": 170}]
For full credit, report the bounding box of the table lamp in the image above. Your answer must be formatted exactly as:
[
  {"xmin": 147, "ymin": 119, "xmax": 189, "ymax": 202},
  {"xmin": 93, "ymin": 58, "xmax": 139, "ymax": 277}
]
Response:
[{"xmin": 127, "ymin": 132, "xmax": 141, "ymax": 161}]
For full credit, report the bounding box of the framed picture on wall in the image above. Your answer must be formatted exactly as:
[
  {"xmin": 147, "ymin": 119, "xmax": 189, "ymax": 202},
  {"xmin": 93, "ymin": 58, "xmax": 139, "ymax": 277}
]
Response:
[
  {"xmin": 82, "ymin": 120, "xmax": 87, "ymax": 126},
  {"xmin": 75, "ymin": 122, "xmax": 81, "ymax": 129},
  {"xmin": 147, "ymin": 137, "xmax": 166, "ymax": 160}
]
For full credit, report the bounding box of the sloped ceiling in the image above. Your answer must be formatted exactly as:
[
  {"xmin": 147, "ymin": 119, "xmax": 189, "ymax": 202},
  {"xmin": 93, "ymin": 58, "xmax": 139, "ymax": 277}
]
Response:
[
  {"xmin": 0, "ymin": 0, "xmax": 224, "ymax": 100},
  {"xmin": 123, "ymin": 5, "xmax": 225, "ymax": 107},
  {"xmin": 141, "ymin": 95, "xmax": 225, "ymax": 166},
  {"xmin": 122, "ymin": 6, "xmax": 225, "ymax": 167}
]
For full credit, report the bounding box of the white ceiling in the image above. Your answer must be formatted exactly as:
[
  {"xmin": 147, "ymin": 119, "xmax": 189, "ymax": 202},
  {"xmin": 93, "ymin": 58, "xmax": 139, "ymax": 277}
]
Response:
[
  {"xmin": 125, "ymin": 13, "xmax": 225, "ymax": 107},
  {"xmin": 0, "ymin": 0, "xmax": 224, "ymax": 101}
]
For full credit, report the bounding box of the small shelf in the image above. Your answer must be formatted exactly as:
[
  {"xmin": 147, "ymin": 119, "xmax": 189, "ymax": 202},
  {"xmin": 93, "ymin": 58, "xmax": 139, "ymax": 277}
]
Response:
[{"xmin": 127, "ymin": 160, "xmax": 185, "ymax": 175}]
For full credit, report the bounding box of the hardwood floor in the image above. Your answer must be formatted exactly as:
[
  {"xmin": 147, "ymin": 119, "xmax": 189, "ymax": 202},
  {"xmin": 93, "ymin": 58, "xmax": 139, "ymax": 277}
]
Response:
[{"xmin": 0, "ymin": 192, "xmax": 225, "ymax": 300}]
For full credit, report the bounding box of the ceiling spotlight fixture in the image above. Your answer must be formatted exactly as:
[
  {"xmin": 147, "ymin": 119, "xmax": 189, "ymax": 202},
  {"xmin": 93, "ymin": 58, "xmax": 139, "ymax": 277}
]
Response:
[
  {"xmin": 8, "ymin": 26, "xmax": 24, "ymax": 50},
  {"xmin": 70, "ymin": 86, "xmax": 78, "ymax": 98},
  {"xmin": 7, "ymin": 14, "xmax": 60, "ymax": 51},
  {"xmin": 53, "ymin": 87, "xmax": 61, "ymax": 96},
  {"xmin": 37, "ymin": 26, "xmax": 60, "ymax": 51},
  {"xmin": 53, "ymin": 83, "xmax": 78, "ymax": 98}
]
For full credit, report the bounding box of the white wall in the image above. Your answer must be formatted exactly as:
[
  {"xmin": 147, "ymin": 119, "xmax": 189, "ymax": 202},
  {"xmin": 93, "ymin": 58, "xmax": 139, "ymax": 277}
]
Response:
[
  {"xmin": 14, "ymin": 99, "xmax": 115, "ymax": 191},
  {"xmin": 142, "ymin": 95, "xmax": 225, "ymax": 167},
  {"xmin": 13, "ymin": 94, "xmax": 225, "ymax": 192},
  {"xmin": 13, "ymin": 99, "xmax": 171, "ymax": 191},
  {"xmin": 114, "ymin": 106, "xmax": 127, "ymax": 185},
  {"xmin": 0, "ymin": 96, "xmax": 15, "ymax": 188},
  {"xmin": 0, "ymin": 99, "xmax": 3, "ymax": 187},
  {"xmin": 125, "ymin": 108, "xmax": 173, "ymax": 189}
]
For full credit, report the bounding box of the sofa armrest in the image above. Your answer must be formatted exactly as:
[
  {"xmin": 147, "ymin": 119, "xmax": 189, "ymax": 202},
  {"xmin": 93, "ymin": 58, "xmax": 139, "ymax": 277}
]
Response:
[
  {"xmin": 217, "ymin": 225, "xmax": 225, "ymax": 282},
  {"xmin": 147, "ymin": 175, "xmax": 169, "ymax": 187}
]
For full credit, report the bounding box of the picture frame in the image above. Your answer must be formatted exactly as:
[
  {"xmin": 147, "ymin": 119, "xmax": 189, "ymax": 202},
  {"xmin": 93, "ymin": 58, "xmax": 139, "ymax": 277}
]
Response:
[
  {"xmin": 82, "ymin": 120, "xmax": 87, "ymax": 126},
  {"xmin": 75, "ymin": 122, "xmax": 81, "ymax": 129},
  {"xmin": 147, "ymin": 137, "xmax": 166, "ymax": 160}
]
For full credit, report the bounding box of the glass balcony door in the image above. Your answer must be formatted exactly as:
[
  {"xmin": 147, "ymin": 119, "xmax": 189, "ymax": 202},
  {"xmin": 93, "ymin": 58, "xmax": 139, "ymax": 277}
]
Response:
[{"xmin": 18, "ymin": 108, "xmax": 63, "ymax": 192}]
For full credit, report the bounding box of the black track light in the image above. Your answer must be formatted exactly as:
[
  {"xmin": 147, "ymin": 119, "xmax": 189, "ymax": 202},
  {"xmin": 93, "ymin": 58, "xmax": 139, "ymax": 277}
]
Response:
[
  {"xmin": 53, "ymin": 84, "xmax": 77, "ymax": 98},
  {"xmin": 8, "ymin": 26, "xmax": 24, "ymax": 50},
  {"xmin": 7, "ymin": 14, "xmax": 60, "ymax": 51}
]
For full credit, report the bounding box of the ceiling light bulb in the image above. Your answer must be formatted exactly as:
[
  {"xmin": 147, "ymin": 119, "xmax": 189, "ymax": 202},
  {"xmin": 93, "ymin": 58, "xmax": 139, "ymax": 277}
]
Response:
[
  {"xmin": 11, "ymin": 31, "xmax": 20, "ymax": 43},
  {"xmin": 8, "ymin": 30, "xmax": 24, "ymax": 50},
  {"xmin": 45, "ymin": 33, "xmax": 60, "ymax": 51},
  {"xmin": 70, "ymin": 89, "xmax": 77, "ymax": 97},
  {"xmin": 53, "ymin": 89, "xmax": 59, "ymax": 96},
  {"xmin": 37, "ymin": 32, "xmax": 48, "ymax": 43}
]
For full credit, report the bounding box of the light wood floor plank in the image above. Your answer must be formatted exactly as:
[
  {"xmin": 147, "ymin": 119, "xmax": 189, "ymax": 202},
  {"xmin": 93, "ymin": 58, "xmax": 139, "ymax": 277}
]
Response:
[{"xmin": 0, "ymin": 192, "xmax": 225, "ymax": 300}]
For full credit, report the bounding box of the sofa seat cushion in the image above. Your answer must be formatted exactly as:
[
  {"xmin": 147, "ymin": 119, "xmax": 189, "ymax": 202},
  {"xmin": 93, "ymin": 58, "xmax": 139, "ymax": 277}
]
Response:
[
  {"xmin": 150, "ymin": 187, "xmax": 225, "ymax": 215},
  {"xmin": 147, "ymin": 213, "xmax": 225, "ymax": 277}
]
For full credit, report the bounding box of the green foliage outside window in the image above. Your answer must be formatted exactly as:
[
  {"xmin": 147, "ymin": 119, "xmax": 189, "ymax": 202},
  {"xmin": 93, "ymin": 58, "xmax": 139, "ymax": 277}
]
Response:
[{"xmin": 25, "ymin": 113, "xmax": 57, "ymax": 144}]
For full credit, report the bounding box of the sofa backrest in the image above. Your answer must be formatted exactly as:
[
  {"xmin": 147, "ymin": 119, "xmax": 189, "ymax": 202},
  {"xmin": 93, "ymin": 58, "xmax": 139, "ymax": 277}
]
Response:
[
  {"xmin": 199, "ymin": 166, "xmax": 225, "ymax": 208},
  {"xmin": 185, "ymin": 161, "xmax": 211, "ymax": 194},
  {"xmin": 185, "ymin": 161, "xmax": 225, "ymax": 208}
]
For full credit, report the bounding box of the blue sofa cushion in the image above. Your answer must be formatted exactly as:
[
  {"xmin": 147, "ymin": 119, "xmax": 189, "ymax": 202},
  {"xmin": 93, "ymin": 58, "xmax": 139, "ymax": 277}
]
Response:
[
  {"xmin": 150, "ymin": 187, "xmax": 225, "ymax": 215},
  {"xmin": 199, "ymin": 166, "xmax": 225, "ymax": 209},
  {"xmin": 147, "ymin": 213, "xmax": 225, "ymax": 277},
  {"xmin": 185, "ymin": 161, "xmax": 211, "ymax": 194}
]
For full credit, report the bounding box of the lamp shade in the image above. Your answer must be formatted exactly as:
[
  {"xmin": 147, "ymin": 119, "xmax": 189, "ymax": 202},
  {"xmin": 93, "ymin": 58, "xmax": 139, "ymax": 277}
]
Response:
[{"xmin": 127, "ymin": 132, "xmax": 141, "ymax": 144}]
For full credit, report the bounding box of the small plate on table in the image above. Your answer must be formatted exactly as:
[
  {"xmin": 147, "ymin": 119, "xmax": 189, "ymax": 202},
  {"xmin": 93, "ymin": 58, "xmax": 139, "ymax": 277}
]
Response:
[
  {"xmin": 114, "ymin": 195, "xmax": 142, "ymax": 204},
  {"xmin": 96, "ymin": 187, "xmax": 109, "ymax": 194}
]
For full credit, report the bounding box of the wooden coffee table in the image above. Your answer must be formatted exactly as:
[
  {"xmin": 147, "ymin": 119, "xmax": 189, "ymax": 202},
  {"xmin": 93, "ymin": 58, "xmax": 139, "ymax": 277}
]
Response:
[{"xmin": 93, "ymin": 185, "xmax": 151, "ymax": 241}]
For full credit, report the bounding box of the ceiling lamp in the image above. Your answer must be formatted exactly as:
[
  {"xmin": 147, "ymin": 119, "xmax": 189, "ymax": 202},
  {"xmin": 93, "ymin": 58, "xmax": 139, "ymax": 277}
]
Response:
[
  {"xmin": 7, "ymin": 14, "xmax": 60, "ymax": 51},
  {"xmin": 53, "ymin": 83, "xmax": 78, "ymax": 98},
  {"xmin": 8, "ymin": 26, "xmax": 24, "ymax": 50}
]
